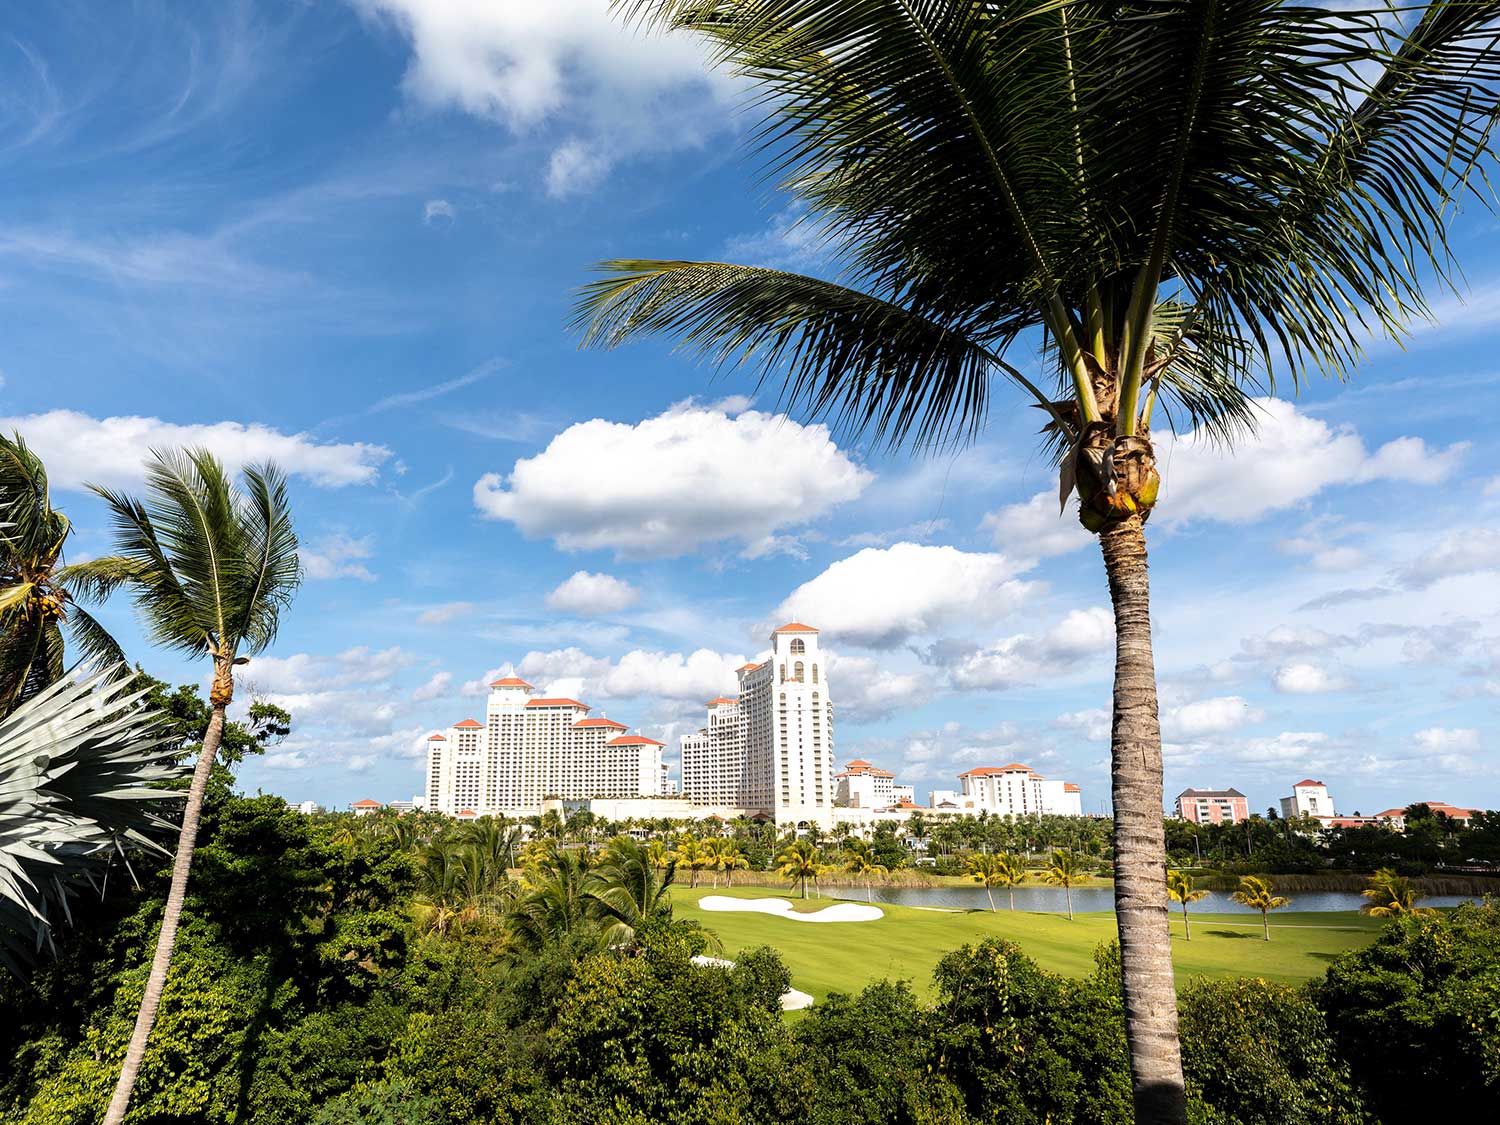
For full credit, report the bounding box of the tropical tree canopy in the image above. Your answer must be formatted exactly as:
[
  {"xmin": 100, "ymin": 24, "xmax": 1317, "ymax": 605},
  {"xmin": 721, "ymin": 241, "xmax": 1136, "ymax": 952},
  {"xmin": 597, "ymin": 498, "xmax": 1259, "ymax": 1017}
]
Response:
[{"xmin": 0, "ymin": 434, "xmax": 124, "ymax": 715}]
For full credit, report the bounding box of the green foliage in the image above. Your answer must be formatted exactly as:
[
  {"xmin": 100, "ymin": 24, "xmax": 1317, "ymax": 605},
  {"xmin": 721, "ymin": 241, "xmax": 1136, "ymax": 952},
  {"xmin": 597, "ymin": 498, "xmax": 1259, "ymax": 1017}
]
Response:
[
  {"xmin": 310, "ymin": 1081, "xmax": 444, "ymax": 1125},
  {"xmin": 1179, "ymin": 978, "xmax": 1367, "ymax": 1124},
  {"xmin": 1314, "ymin": 900, "xmax": 1500, "ymax": 1117}
]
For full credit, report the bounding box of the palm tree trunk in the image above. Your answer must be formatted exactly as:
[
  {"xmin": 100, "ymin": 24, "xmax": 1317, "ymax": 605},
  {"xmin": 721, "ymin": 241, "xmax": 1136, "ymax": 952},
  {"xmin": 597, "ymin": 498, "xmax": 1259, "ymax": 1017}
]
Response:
[
  {"xmin": 867, "ymin": 878, "xmax": 873, "ymax": 904},
  {"xmin": 1066, "ymin": 883, "xmax": 1073, "ymax": 921},
  {"xmin": 986, "ymin": 884, "xmax": 996, "ymax": 912},
  {"xmin": 1009, "ymin": 886, "xmax": 1016, "ymax": 911},
  {"xmin": 1182, "ymin": 903, "xmax": 1192, "ymax": 942},
  {"xmin": 103, "ymin": 695, "xmax": 227, "ymax": 1125},
  {"xmin": 1262, "ymin": 911, "xmax": 1270, "ymax": 941},
  {"xmin": 1100, "ymin": 517, "xmax": 1187, "ymax": 1125}
]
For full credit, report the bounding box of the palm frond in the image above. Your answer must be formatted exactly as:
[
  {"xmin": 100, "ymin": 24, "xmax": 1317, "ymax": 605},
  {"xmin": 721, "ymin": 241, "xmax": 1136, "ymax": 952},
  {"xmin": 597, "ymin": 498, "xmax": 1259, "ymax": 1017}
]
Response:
[
  {"xmin": 576, "ymin": 259, "xmax": 1057, "ymax": 447},
  {"xmin": 233, "ymin": 462, "xmax": 301, "ymax": 656},
  {"xmin": 0, "ymin": 666, "xmax": 185, "ymax": 975}
]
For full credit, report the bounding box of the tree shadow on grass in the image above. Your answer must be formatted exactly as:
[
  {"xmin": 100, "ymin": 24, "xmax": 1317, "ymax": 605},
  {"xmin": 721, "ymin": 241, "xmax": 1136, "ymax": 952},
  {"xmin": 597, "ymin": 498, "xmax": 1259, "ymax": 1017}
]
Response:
[{"xmin": 1204, "ymin": 929, "xmax": 1258, "ymax": 940}]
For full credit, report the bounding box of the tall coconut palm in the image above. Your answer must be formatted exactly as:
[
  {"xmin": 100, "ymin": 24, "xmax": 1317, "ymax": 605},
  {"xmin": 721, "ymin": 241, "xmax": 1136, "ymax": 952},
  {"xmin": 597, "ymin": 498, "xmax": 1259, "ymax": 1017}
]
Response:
[
  {"xmin": 1231, "ymin": 875, "xmax": 1290, "ymax": 940},
  {"xmin": 1360, "ymin": 867, "xmax": 1434, "ymax": 918},
  {"xmin": 63, "ymin": 448, "xmax": 300, "ymax": 1125},
  {"xmin": 0, "ymin": 434, "xmax": 124, "ymax": 716},
  {"xmin": 716, "ymin": 838, "xmax": 750, "ymax": 887},
  {"xmin": 673, "ymin": 835, "xmax": 708, "ymax": 888},
  {"xmin": 964, "ymin": 852, "xmax": 1006, "ymax": 912},
  {"xmin": 587, "ymin": 836, "xmax": 678, "ymax": 948},
  {"xmin": 975, "ymin": 851, "xmax": 1028, "ymax": 911},
  {"xmin": 1167, "ymin": 870, "xmax": 1209, "ymax": 941},
  {"xmin": 578, "ymin": 5, "xmax": 1500, "ymax": 1118},
  {"xmin": 508, "ymin": 845, "xmax": 597, "ymax": 952},
  {"xmin": 776, "ymin": 838, "xmax": 822, "ymax": 899},
  {"xmin": 1042, "ymin": 850, "xmax": 1089, "ymax": 921}
]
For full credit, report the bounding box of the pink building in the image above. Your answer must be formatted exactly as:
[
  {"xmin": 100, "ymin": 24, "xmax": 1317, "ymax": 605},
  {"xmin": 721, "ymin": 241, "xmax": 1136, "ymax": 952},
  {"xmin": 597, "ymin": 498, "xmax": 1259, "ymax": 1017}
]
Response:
[{"xmin": 1175, "ymin": 788, "xmax": 1249, "ymax": 825}]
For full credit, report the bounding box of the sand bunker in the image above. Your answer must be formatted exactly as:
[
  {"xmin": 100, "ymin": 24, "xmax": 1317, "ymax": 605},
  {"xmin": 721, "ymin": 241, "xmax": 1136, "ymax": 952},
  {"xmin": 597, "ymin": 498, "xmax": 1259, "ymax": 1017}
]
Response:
[
  {"xmin": 698, "ymin": 895, "xmax": 883, "ymax": 923},
  {"xmin": 691, "ymin": 954, "xmax": 815, "ymax": 1010}
]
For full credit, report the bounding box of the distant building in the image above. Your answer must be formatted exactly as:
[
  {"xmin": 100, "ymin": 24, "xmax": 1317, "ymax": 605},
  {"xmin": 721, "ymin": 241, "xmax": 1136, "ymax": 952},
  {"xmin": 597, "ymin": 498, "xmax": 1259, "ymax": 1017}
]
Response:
[
  {"xmin": 1176, "ymin": 788, "xmax": 1249, "ymax": 825},
  {"xmin": 1280, "ymin": 779, "xmax": 1334, "ymax": 820},
  {"xmin": 386, "ymin": 799, "xmax": 416, "ymax": 814},
  {"xmin": 1374, "ymin": 802, "xmax": 1480, "ymax": 830},
  {"xmin": 891, "ymin": 783, "xmax": 915, "ymax": 805},
  {"xmin": 680, "ymin": 623, "xmax": 837, "ymax": 829},
  {"xmin": 424, "ymin": 676, "xmax": 665, "ymax": 817},
  {"xmin": 350, "ymin": 799, "xmax": 383, "ymax": 817},
  {"xmin": 951, "ymin": 764, "xmax": 1084, "ymax": 816},
  {"xmin": 295, "ymin": 800, "xmax": 320, "ymax": 815},
  {"xmin": 834, "ymin": 759, "xmax": 897, "ymax": 808}
]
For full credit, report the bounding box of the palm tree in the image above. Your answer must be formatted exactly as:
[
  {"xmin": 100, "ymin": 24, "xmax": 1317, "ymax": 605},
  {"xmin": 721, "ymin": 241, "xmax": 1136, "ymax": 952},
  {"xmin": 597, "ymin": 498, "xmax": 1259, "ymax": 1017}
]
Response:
[
  {"xmin": 587, "ymin": 836, "xmax": 677, "ymax": 948},
  {"xmin": 964, "ymin": 852, "xmax": 1005, "ymax": 912},
  {"xmin": 673, "ymin": 836, "xmax": 707, "ymax": 889},
  {"xmin": 1166, "ymin": 870, "xmax": 1209, "ymax": 941},
  {"xmin": 646, "ymin": 837, "xmax": 672, "ymax": 874},
  {"xmin": 1042, "ymin": 850, "xmax": 1089, "ymax": 921},
  {"xmin": 776, "ymin": 839, "xmax": 822, "ymax": 899},
  {"xmin": 1361, "ymin": 867, "xmax": 1434, "ymax": 918},
  {"xmin": 716, "ymin": 839, "xmax": 750, "ymax": 887},
  {"xmin": 579, "ymin": 5, "xmax": 1500, "ymax": 1119},
  {"xmin": 0, "ymin": 668, "xmax": 184, "ymax": 975},
  {"xmin": 972, "ymin": 852, "xmax": 1027, "ymax": 911},
  {"xmin": 508, "ymin": 845, "xmax": 596, "ymax": 952},
  {"xmin": 0, "ymin": 434, "xmax": 124, "ymax": 716},
  {"xmin": 1231, "ymin": 875, "xmax": 1290, "ymax": 940},
  {"xmin": 843, "ymin": 839, "xmax": 889, "ymax": 903},
  {"xmin": 65, "ymin": 448, "xmax": 300, "ymax": 1125}
]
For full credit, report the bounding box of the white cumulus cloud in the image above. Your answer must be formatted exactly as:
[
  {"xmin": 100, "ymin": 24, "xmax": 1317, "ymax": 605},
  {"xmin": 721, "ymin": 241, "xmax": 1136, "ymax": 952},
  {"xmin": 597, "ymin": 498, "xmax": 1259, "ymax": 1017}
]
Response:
[
  {"xmin": 302, "ymin": 532, "xmax": 376, "ymax": 581},
  {"xmin": 474, "ymin": 401, "xmax": 871, "ymax": 558},
  {"xmin": 354, "ymin": 0, "xmax": 733, "ymax": 195},
  {"xmin": 1, "ymin": 410, "xmax": 390, "ymax": 490},
  {"xmin": 1157, "ymin": 398, "xmax": 1466, "ymax": 525},
  {"xmin": 980, "ymin": 491, "xmax": 1095, "ymax": 560},
  {"xmin": 545, "ymin": 570, "xmax": 640, "ymax": 615},
  {"xmin": 1273, "ymin": 661, "xmax": 1353, "ymax": 694},
  {"xmin": 1164, "ymin": 696, "xmax": 1265, "ymax": 738},
  {"xmin": 775, "ymin": 543, "xmax": 1036, "ymax": 649}
]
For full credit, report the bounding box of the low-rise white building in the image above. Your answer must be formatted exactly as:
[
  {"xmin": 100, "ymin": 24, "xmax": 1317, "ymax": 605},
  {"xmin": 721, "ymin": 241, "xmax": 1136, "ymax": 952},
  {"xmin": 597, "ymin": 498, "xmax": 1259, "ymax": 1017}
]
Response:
[
  {"xmin": 350, "ymin": 799, "xmax": 383, "ymax": 817},
  {"xmin": 952, "ymin": 764, "xmax": 1084, "ymax": 816},
  {"xmin": 834, "ymin": 758, "xmax": 897, "ymax": 808}
]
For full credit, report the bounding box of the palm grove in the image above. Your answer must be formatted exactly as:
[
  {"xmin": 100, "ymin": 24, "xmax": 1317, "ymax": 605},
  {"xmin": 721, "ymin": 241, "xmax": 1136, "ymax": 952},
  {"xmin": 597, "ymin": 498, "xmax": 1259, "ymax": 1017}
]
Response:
[{"xmin": 575, "ymin": 2, "xmax": 1500, "ymax": 1120}]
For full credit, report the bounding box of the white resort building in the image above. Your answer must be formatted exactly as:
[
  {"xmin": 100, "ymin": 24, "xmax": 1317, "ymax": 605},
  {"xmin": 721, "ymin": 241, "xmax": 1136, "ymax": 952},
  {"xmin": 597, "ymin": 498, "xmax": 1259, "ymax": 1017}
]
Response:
[
  {"xmin": 424, "ymin": 677, "xmax": 665, "ymax": 817},
  {"xmin": 834, "ymin": 759, "xmax": 897, "ymax": 808},
  {"xmin": 931, "ymin": 763, "xmax": 1083, "ymax": 816},
  {"xmin": 1280, "ymin": 778, "xmax": 1334, "ymax": 820},
  {"xmin": 680, "ymin": 623, "xmax": 838, "ymax": 829}
]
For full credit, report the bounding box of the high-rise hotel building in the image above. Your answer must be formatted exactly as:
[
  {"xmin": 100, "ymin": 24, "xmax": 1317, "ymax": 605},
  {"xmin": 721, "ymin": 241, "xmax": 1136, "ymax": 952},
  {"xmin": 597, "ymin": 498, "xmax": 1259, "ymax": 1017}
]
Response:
[
  {"xmin": 680, "ymin": 623, "xmax": 837, "ymax": 828},
  {"xmin": 424, "ymin": 677, "xmax": 664, "ymax": 817}
]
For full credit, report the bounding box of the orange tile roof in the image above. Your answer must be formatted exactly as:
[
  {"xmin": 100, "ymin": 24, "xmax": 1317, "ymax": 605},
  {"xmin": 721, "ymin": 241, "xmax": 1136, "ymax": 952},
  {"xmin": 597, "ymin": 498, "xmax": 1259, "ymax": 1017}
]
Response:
[
  {"xmin": 895, "ymin": 799, "xmax": 920, "ymax": 809},
  {"xmin": 706, "ymin": 696, "xmax": 738, "ymax": 706},
  {"xmin": 575, "ymin": 717, "xmax": 628, "ymax": 729},
  {"xmin": 1064, "ymin": 783, "xmax": 1081, "ymax": 792},
  {"xmin": 836, "ymin": 760, "xmax": 895, "ymax": 778},
  {"xmin": 773, "ymin": 622, "xmax": 819, "ymax": 633},
  {"xmin": 490, "ymin": 676, "xmax": 534, "ymax": 688},
  {"xmin": 607, "ymin": 735, "xmax": 665, "ymax": 746},
  {"xmin": 959, "ymin": 764, "xmax": 1033, "ymax": 776},
  {"xmin": 428, "ymin": 733, "xmax": 446, "ymax": 741},
  {"xmin": 1293, "ymin": 779, "xmax": 1325, "ymax": 788},
  {"xmin": 736, "ymin": 662, "xmax": 762, "ymax": 672},
  {"xmin": 1376, "ymin": 802, "xmax": 1478, "ymax": 819},
  {"xmin": 351, "ymin": 799, "xmax": 383, "ymax": 807},
  {"xmin": 525, "ymin": 698, "xmax": 590, "ymax": 710},
  {"xmin": 457, "ymin": 809, "xmax": 477, "ymax": 817},
  {"xmin": 453, "ymin": 718, "xmax": 483, "ymax": 729}
]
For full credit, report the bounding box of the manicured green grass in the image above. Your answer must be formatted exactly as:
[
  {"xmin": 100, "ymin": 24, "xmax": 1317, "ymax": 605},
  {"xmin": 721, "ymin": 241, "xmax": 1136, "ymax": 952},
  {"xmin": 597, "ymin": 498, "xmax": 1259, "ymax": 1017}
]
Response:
[{"xmin": 674, "ymin": 885, "xmax": 1383, "ymax": 1003}]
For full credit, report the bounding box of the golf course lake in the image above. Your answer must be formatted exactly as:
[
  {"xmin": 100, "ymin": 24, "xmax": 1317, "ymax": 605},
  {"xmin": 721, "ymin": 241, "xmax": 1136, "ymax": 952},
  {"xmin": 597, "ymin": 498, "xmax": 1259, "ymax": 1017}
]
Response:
[{"xmin": 831, "ymin": 884, "xmax": 1479, "ymax": 913}]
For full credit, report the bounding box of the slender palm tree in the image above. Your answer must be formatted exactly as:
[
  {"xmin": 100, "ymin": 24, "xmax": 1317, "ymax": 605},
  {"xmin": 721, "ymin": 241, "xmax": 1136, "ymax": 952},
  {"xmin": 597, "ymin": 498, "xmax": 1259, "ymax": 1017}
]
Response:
[
  {"xmin": 673, "ymin": 836, "xmax": 707, "ymax": 889},
  {"xmin": 1360, "ymin": 867, "xmax": 1434, "ymax": 918},
  {"xmin": 580, "ymin": 4, "xmax": 1500, "ymax": 1119},
  {"xmin": 776, "ymin": 838, "xmax": 822, "ymax": 899},
  {"xmin": 0, "ymin": 434, "xmax": 124, "ymax": 716},
  {"xmin": 1042, "ymin": 850, "xmax": 1089, "ymax": 921},
  {"xmin": 1166, "ymin": 869, "xmax": 1209, "ymax": 941},
  {"xmin": 64, "ymin": 448, "xmax": 299, "ymax": 1125},
  {"xmin": 965, "ymin": 852, "xmax": 1005, "ymax": 912},
  {"xmin": 646, "ymin": 837, "xmax": 672, "ymax": 874},
  {"xmin": 508, "ymin": 845, "xmax": 597, "ymax": 952},
  {"xmin": 843, "ymin": 839, "xmax": 889, "ymax": 903},
  {"xmin": 1231, "ymin": 875, "xmax": 1290, "ymax": 940},
  {"xmin": 717, "ymin": 838, "xmax": 750, "ymax": 887}
]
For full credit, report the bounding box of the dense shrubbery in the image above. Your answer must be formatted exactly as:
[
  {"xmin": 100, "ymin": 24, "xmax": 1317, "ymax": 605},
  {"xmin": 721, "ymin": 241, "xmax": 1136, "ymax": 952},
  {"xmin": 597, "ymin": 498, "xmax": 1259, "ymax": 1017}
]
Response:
[{"xmin": 2, "ymin": 791, "xmax": 1495, "ymax": 1123}]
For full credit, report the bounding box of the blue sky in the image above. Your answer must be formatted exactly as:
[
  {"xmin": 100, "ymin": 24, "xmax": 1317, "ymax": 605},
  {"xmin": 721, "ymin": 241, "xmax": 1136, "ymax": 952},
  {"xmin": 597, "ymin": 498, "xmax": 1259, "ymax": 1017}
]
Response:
[{"xmin": 3, "ymin": 0, "xmax": 1498, "ymax": 817}]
